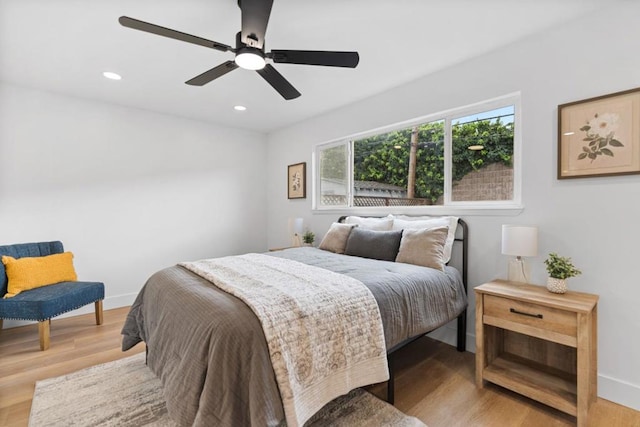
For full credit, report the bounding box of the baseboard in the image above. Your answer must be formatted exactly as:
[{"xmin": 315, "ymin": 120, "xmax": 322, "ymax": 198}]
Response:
[
  {"xmin": 431, "ymin": 327, "xmax": 640, "ymax": 411},
  {"xmin": 427, "ymin": 321, "xmax": 476, "ymax": 353},
  {"xmin": 599, "ymin": 373, "xmax": 640, "ymax": 411},
  {"xmin": 1, "ymin": 292, "xmax": 138, "ymax": 329}
]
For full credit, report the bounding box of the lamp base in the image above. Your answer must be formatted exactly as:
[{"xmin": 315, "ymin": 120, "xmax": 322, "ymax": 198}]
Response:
[{"xmin": 507, "ymin": 258, "xmax": 530, "ymax": 283}]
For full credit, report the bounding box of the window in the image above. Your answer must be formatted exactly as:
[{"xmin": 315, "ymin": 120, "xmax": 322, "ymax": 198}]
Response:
[
  {"xmin": 318, "ymin": 143, "xmax": 349, "ymax": 207},
  {"xmin": 314, "ymin": 94, "xmax": 520, "ymax": 211},
  {"xmin": 353, "ymin": 120, "xmax": 444, "ymax": 206},
  {"xmin": 450, "ymin": 106, "xmax": 515, "ymax": 203}
]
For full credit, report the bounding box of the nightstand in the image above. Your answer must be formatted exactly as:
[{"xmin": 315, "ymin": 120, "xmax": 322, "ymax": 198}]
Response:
[{"xmin": 475, "ymin": 280, "xmax": 598, "ymax": 427}]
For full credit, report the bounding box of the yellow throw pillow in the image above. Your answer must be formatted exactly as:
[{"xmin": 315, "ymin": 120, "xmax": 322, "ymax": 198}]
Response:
[{"xmin": 2, "ymin": 252, "xmax": 77, "ymax": 298}]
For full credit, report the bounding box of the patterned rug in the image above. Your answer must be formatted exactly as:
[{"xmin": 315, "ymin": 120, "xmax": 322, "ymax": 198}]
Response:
[{"xmin": 29, "ymin": 353, "xmax": 426, "ymax": 427}]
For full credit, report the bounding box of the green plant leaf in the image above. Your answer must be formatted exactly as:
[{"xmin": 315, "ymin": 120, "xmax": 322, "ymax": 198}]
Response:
[
  {"xmin": 544, "ymin": 252, "xmax": 581, "ymax": 279},
  {"xmin": 598, "ymin": 139, "xmax": 608, "ymax": 149},
  {"xmin": 601, "ymin": 148, "xmax": 614, "ymax": 156},
  {"xmin": 578, "ymin": 152, "xmax": 588, "ymax": 160},
  {"xmin": 580, "ymin": 125, "xmax": 591, "ymax": 131},
  {"xmin": 588, "ymin": 153, "xmax": 597, "ymax": 159},
  {"xmin": 588, "ymin": 140, "xmax": 597, "ymax": 146}
]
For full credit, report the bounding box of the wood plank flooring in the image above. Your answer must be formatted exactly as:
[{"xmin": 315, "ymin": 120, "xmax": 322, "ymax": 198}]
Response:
[
  {"xmin": 1, "ymin": 307, "xmax": 638, "ymax": 427},
  {"xmin": 0, "ymin": 307, "xmax": 145, "ymax": 427}
]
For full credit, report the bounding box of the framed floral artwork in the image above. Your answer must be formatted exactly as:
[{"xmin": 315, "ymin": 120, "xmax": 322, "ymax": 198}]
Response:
[
  {"xmin": 287, "ymin": 162, "xmax": 306, "ymax": 199},
  {"xmin": 558, "ymin": 87, "xmax": 640, "ymax": 179}
]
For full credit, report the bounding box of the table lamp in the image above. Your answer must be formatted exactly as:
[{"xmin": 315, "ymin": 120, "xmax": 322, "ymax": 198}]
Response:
[
  {"xmin": 291, "ymin": 217, "xmax": 304, "ymax": 247},
  {"xmin": 501, "ymin": 225, "xmax": 538, "ymax": 283}
]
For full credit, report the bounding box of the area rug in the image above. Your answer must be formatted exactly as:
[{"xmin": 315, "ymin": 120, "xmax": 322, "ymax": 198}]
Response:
[{"xmin": 29, "ymin": 353, "xmax": 426, "ymax": 427}]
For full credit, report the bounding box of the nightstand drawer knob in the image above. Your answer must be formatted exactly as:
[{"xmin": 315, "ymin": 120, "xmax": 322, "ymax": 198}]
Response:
[{"xmin": 510, "ymin": 308, "xmax": 543, "ymax": 319}]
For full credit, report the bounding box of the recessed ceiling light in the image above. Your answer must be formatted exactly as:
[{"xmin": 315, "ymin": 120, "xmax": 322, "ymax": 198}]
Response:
[
  {"xmin": 103, "ymin": 71, "xmax": 122, "ymax": 80},
  {"xmin": 234, "ymin": 105, "xmax": 247, "ymax": 111}
]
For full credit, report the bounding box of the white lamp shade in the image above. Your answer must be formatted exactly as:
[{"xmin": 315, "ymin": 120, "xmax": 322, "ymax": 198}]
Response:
[
  {"xmin": 501, "ymin": 225, "xmax": 538, "ymax": 257},
  {"xmin": 293, "ymin": 218, "xmax": 304, "ymax": 235}
]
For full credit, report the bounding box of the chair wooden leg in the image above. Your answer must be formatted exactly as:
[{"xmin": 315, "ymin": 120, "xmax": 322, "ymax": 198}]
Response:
[
  {"xmin": 95, "ymin": 300, "xmax": 103, "ymax": 325},
  {"xmin": 39, "ymin": 319, "xmax": 50, "ymax": 351}
]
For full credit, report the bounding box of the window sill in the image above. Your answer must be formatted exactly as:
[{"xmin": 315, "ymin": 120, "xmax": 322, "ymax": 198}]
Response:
[{"xmin": 312, "ymin": 204, "xmax": 524, "ymax": 217}]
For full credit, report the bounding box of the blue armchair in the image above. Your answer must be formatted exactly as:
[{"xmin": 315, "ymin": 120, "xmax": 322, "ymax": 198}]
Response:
[{"xmin": 0, "ymin": 241, "xmax": 104, "ymax": 350}]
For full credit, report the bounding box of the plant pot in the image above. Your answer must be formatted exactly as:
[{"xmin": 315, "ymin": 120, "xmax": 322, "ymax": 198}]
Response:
[{"xmin": 547, "ymin": 277, "xmax": 567, "ymax": 294}]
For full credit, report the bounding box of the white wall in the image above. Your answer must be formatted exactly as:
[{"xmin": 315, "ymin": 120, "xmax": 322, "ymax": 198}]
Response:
[
  {"xmin": 0, "ymin": 83, "xmax": 267, "ymax": 325},
  {"xmin": 266, "ymin": 3, "xmax": 640, "ymax": 410}
]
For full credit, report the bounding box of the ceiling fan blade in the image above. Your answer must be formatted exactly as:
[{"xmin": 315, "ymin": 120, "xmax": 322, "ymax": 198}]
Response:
[
  {"xmin": 239, "ymin": 0, "xmax": 273, "ymax": 49},
  {"xmin": 269, "ymin": 50, "xmax": 359, "ymax": 68},
  {"xmin": 119, "ymin": 16, "xmax": 232, "ymax": 52},
  {"xmin": 185, "ymin": 61, "xmax": 239, "ymax": 86},
  {"xmin": 256, "ymin": 64, "xmax": 300, "ymax": 100}
]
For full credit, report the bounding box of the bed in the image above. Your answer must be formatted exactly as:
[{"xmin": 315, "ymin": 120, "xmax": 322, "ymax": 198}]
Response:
[{"xmin": 121, "ymin": 216, "xmax": 468, "ymax": 426}]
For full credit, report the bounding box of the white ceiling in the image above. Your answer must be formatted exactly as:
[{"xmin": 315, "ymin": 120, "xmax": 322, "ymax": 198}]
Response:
[{"xmin": 0, "ymin": 0, "xmax": 615, "ymax": 133}]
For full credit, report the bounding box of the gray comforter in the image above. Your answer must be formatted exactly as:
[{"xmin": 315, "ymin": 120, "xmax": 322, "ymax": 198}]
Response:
[{"xmin": 121, "ymin": 247, "xmax": 467, "ymax": 426}]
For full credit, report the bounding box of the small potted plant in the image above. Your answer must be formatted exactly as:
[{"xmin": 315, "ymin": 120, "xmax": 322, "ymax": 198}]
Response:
[
  {"xmin": 302, "ymin": 230, "xmax": 315, "ymax": 246},
  {"xmin": 543, "ymin": 252, "xmax": 581, "ymax": 294}
]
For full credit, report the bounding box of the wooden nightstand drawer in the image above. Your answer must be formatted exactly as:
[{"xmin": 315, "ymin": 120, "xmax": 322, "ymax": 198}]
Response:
[{"xmin": 483, "ymin": 294, "xmax": 577, "ymax": 346}]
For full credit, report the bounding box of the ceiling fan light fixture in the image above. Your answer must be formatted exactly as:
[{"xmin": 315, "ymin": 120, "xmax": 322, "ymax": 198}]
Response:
[{"xmin": 235, "ymin": 48, "xmax": 266, "ymax": 70}]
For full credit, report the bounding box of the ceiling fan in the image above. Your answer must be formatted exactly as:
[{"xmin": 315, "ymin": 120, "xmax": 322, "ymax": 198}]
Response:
[{"xmin": 119, "ymin": 0, "xmax": 360, "ymax": 100}]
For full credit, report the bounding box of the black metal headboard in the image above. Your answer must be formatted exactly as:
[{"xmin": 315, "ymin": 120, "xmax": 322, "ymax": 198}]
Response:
[{"xmin": 455, "ymin": 218, "xmax": 468, "ymax": 295}]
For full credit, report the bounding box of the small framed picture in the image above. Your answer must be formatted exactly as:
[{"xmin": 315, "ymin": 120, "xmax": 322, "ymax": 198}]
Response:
[
  {"xmin": 287, "ymin": 162, "xmax": 306, "ymax": 199},
  {"xmin": 558, "ymin": 87, "xmax": 640, "ymax": 179}
]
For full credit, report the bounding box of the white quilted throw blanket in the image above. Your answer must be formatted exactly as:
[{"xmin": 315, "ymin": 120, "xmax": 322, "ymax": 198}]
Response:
[{"xmin": 179, "ymin": 253, "xmax": 389, "ymax": 427}]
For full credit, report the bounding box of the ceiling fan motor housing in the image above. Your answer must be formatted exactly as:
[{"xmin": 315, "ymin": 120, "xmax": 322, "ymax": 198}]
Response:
[{"xmin": 236, "ymin": 31, "xmax": 261, "ymax": 50}]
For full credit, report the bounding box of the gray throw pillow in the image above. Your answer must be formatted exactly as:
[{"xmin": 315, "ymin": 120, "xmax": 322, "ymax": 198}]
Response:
[{"xmin": 344, "ymin": 228, "xmax": 403, "ymax": 262}]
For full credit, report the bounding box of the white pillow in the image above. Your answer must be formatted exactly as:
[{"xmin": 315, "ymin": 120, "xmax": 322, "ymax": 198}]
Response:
[
  {"xmin": 318, "ymin": 223, "xmax": 357, "ymax": 254},
  {"xmin": 390, "ymin": 215, "xmax": 458, "ymax": 263},
  {"xmin": 344, "ymin": 215, "xmax": 393, "ymax": 231}
]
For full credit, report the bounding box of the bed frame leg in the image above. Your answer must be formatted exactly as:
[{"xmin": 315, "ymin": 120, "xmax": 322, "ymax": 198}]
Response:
[
  {"xmin": 457, "ymin": 309, "xmax": 467, "ymax": 352},
  {"xmin": 386, "ymin": 353, "xmax": 395, "ymax": 405}
]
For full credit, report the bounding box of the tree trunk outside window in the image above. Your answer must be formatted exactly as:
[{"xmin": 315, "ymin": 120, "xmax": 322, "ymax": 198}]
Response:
[{"xmin": 407, "ymin": 126, "xmax": 418, "ymax": 198}]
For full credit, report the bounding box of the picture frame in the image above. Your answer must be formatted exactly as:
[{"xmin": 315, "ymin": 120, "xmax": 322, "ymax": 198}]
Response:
[
  {"xmin": 287, "ymin": 162, "xmax": 306, "ymax": 199},
  {"xmin": 558, "ymin": 87, "xmax": 640, "ymax": 179}
]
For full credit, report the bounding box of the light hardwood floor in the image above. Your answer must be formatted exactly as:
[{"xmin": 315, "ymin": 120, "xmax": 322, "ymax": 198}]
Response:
[{"xmin": 1, "ymin": 308, "xmax": 638, "ymax": 427}]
